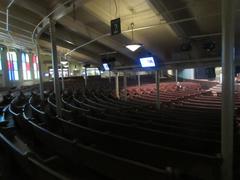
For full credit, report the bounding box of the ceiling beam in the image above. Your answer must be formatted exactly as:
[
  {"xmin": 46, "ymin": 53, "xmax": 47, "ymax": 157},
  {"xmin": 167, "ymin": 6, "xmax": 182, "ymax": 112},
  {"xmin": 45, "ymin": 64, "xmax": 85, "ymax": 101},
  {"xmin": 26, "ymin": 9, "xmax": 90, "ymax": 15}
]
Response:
[
  {"xmin": 55, "ymin": 24, "xmax": 113, "ymax": 54},
  {"xmin": 39, "ymin": 39, "xmax": 99, "ymax": 65},
  {"xmin": 147, "ymin": 0, "xmax": 187, "ymax": 38},
  {"xmin": 12, "ymin": 0, "xmax": 47, "ymax": 17},
  {"xmin": 58, "ymin": 15, "xmax": 135, "ymax": 60}
]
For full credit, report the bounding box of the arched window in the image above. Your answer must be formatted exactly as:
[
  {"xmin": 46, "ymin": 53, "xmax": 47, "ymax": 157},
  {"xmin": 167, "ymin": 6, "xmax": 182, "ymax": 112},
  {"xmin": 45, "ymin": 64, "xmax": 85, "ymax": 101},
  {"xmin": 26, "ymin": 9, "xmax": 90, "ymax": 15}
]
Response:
[
  {"xmin": 22, "ymin": 52, "xmax": 31, "ymax": 80},
  {"xmin": 7, "ymin": 51, "xmax": 19, "ymax": 81},
  {"xmin": 32, "ymin": 55, "xmax": 39, "ymax": 79}
]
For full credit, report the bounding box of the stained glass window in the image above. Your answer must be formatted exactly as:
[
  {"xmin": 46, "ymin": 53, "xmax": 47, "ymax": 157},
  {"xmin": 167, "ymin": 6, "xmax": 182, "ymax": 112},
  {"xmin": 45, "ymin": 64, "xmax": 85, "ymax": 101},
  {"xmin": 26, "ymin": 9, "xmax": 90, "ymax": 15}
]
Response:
[
  {"xmin": 7, "ymin": 51, "xmax": 19, "ymax": 81},
  {"xmin": 22, "ymin": 52, "xmax": 31, "ymax": 80},
  {"xmin": 32, "ymin": 54, "xmax": 39, "ymax": 79}
]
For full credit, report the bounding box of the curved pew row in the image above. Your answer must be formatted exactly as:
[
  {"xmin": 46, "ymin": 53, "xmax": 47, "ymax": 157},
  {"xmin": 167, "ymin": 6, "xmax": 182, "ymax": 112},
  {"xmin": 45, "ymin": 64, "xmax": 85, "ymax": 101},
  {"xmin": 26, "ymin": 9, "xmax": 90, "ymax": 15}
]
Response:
[
  {"xmin": 77, "ymin": 91, "xmax": 220, "ymax": 139},
  {"xmin": 66, "ymin": 92, "xmax": 221, "ymax": 154},
  {"xmin": 0, "ymin": 80, "xmax": 229, "ymax": 180},
  {"xmin": 123, "ymin": 82, "xmax": 203, "ymax": 104},
  {"xmin": 45, "ymin": 93, "xmax": 221, "ymax": 180},
  {"xmin": 93, "ymin": 88, "xmax": 221, "ymax": 124},
  {"xmin": 0, "ymin": 131, "xmax": 70, "ymax": 180},
  {"xmin": 70, "ymin": 91, "xmax": 220, "ymax": 140},
  {"xmin": 64, "ymin": 91, "xmax": 221, "ymax": 153},
  {"xmin": 0, "ymin": 99, "xmax": 71, "ymax": 180},
  {"xmin": 26, "ymin": 95, "xmax": 173, "ymax": 180},
  {"xmin": 125, "ymin": 83, "xmax": 240, "ymax": 111},
  {"xmin": 7, "ymin": 95, "xmax": 120, "ymax": 180}
]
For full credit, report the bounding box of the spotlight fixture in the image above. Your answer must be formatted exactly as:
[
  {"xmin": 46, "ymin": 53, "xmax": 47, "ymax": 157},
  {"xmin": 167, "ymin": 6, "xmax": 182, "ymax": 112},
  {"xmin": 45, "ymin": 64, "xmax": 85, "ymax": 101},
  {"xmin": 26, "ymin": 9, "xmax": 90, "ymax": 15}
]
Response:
[{"xmin": 125, "ymin": 23, "xmax": 142, "ymax": 52}]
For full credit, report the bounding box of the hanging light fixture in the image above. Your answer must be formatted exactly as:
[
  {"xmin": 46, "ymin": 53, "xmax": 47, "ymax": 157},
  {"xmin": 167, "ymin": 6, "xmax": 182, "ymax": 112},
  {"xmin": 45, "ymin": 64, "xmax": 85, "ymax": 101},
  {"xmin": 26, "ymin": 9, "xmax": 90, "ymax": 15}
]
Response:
[
  {"xmin": 125, "ymin": 23, "xmax": 142, "ymax": 52},
  {"xmin": 74, "ymin": 65, "xmax": 78, "ymax": 71},
  {"xmin": 60, "ymin": 60, "xmax": 68, "ymax": 65},
  {"xmin": 63, "ymin": 64, "xmax": 69, "ymax": 68}
]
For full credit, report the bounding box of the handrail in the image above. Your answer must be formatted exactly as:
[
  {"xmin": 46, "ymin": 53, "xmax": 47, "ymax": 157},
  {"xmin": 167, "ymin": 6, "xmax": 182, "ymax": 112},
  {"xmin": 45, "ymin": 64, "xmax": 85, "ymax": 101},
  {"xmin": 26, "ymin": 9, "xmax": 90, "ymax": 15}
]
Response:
[
  {"xmin": 27, "ymin": 157, "xmax": 70, "ymax": 180},
  {"xmin": 29, "ymin": 96, "xmax": 45, "ymax": 115},
  {"xmin": 0, "ymin": 132, "xmax": 29, "ymax": 156},
  {"xmin": 47, "ymin": 96, "xmax": 72, "ymax": 113},
  {"xmin": 9, "ymin": 105, "xmax": 21, "ymax": 116},
  {"xmin": 28, "ymin": 119, "xmax": 74, "ymax": 143},
  {"xmin": 62, "ymin": 96, "xmax": 89, "ymax": 112},
  {"xmin": 31, "ymin": 0, "xmax": 73, "ymax": 44}
]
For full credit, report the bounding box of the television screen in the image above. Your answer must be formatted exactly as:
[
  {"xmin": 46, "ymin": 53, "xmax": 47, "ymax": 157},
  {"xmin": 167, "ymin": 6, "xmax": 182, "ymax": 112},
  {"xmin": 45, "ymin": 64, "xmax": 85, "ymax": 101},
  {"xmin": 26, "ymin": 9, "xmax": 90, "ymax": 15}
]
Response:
[
  {"xmin": 140, "ymin": 57, "xmax": 155, "ymax": 67},
  {"xmin": 103, "ymin": 63, "xmax": 110, "ymax": 71}
]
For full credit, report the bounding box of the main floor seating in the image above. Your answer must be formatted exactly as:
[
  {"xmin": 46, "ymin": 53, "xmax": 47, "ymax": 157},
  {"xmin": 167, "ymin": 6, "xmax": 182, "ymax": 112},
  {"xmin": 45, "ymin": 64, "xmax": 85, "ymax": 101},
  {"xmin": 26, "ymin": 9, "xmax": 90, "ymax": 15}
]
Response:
[{"xmin": 0, "ymin": 78, "xmax": 239, "ymax": 180}]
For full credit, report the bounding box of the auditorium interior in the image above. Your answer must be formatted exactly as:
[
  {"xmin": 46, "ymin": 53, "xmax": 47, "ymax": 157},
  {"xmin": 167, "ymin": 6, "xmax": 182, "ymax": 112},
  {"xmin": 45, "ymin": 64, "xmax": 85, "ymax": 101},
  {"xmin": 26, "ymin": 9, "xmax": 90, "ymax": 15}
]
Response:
[{"xmin": 0, "ymin": 0, "xmax": 239, "ymax": 180}]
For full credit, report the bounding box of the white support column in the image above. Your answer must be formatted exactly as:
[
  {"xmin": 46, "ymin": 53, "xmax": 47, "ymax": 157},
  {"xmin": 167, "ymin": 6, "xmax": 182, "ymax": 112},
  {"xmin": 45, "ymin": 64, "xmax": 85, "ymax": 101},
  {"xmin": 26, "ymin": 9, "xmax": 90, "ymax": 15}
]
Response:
[
  {"xmin": 161, "ymin": 70, "xmax": 163, "ymax": 78},
  {"xmin": 1, "ymin": 47, "xmax": 9, "ymax": 87},
  {"xmin": 115, "ymin": 72, "xmax": 119, "ymax": 99},
  {"xmin": 137, "ymin": 72, "xmax": 141, "ymax": 89},
  {"xmin": 49, "ymin": 19, "xmax": 62, "ymax": 117},
  {"xmin": 175, "ymin": 69, "xmax": 178, "ymax": 83},
  {"xmin": 17, "ymin": 49, "xmax": 23, "ymax": 88},
  {"xmin": 156, "ymin": 70, "xmax": 160, "ymax": 110},
  {"xmin": 109, "ymin": 71, "xmax": 111, "ymax": 83},
  {"xmin": 61, "ymin": 62, "xmax": 65, "ymax": 91},
  {"xmin": 84, "ymin": 67, "xmax": 88, "ymax": 88},
  {"xmin": 221, "ymin": 0, "xmax": 235, "ymax": 179},
  {"xmin": 67, "ymin": 62, "xmax": 70, "ymax": 77},
  {"xmin": 123, "ymin": 73, "xmax": 127, "ymax": 101},
  {"xmin": 36, "ymin": 44, "xmax": 44, "ymax": 101},
  {"xmin": 29, "ymin": 52, "xmax": 34, "ymax": 83}
]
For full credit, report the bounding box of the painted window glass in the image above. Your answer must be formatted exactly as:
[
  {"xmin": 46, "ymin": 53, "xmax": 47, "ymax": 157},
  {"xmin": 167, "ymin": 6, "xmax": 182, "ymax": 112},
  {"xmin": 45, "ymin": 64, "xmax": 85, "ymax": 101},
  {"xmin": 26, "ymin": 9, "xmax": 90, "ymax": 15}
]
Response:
[
  {"xmin": 22, "ymin": 52, "xmax": 31, "ymax": 80},
  {"xmin": 7, "ymin": 51, "xmax": 19, "ymax": 81},
  {"xmin": 32, "ymin": 55, "xmax": 39, "ymax": 79}
]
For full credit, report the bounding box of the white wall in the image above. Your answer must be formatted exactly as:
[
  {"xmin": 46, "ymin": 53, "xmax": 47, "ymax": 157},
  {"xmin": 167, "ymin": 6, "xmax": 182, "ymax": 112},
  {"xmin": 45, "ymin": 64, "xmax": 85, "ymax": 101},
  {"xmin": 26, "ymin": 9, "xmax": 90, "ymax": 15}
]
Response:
[{"xmin": 179, "ymin": 68, "xmax": 195, "ymax": 80}]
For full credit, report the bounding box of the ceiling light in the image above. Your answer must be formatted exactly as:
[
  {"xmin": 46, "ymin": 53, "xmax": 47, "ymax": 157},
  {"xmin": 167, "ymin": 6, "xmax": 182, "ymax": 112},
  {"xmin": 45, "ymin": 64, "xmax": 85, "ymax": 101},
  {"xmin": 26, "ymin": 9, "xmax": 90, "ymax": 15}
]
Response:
[
  {"xmin": 61, "ymin": 61, "xmax": 68, "ymax": 65},
  {"xmin": 65, "ymin": 40, "xmax": 74, "ymax": 45},
  {"xmin": 125, "ymin": 22, "xmax": 142, "ymax": 52},
  {"xmin": 126, "ymin": 44, "xmax": 142, "ymax": 52}
]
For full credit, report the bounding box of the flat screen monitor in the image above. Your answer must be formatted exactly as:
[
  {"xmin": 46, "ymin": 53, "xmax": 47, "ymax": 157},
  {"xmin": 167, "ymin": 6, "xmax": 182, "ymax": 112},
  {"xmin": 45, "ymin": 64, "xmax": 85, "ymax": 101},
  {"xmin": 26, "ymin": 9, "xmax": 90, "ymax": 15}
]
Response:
[
  {"xmin": 140, "ymin": 57, "xmax": 155, "ymax": 68},
  {"xmin": 103, "ymin": 63, "xmax": 110, "ymax": 71}
]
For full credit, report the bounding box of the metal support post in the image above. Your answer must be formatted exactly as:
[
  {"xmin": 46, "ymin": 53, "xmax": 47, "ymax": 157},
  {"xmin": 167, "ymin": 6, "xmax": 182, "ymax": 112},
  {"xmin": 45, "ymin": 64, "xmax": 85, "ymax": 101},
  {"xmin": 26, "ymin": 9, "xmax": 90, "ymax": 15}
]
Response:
[
  {"xmin": 175, "ymin": 69, "xmax": 178, "ymax": 83},
  {"xmin": 49, "ymin": 20, "xmax": 62, "ymax": 117},
  {"xmin": 161, "ymin": 70, "xmax": 163, "ymax": 77},
  {"xmin": 221, "ymin": 0, "xmax": 235, "ymax": 179},
  {"xmin": 17, "ymin": 49, "xmax": 23, "ymax": 88},
  {"xmin": 36, "ymin": 45, "xmax": 44, "ymax": 101},
  {"xmin": 109, "ymin": 71, "xmax": 111, "ymax": 83},
  {"xmin": 123, "ymin": 73, "xmax": 127, "ymax": 101},
  {"xmin": 61, "ymin": 62, "xmax": 65, "ymax": 91},
  {"xmin": 85, "ymin": 67, "xmax": 87, "ymax": 87},
  {"xmin": 137, "ymin": 72, "xmax": 141, "ymax": 88},
  {"xmin": 1, "ymin": 47, "xmax": 9, "ymax": 87},
  {"xmin": 156, "ymin": 70, "xmax": 160, "ymax": 110},
  {"xmin": 115, "ymin": 72, "xmax": 119, "ymax": 99}
]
